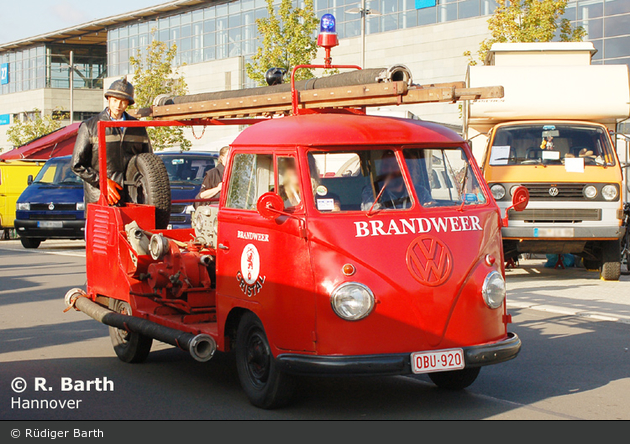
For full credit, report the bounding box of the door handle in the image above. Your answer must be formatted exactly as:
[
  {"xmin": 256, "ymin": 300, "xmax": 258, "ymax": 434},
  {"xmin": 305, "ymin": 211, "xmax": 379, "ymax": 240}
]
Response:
[{"xmin": 218, "ymin": 243, "xmax": 229, "ymax": 251}]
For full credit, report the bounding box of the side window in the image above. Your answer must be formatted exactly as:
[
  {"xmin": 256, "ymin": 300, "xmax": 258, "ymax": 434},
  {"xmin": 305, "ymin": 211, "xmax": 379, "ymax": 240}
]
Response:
[
  {"xmin": 277, "ymin": 157, "xmax": 302, "ymax": 208},
  {"xmin": 225, "ymin": 153, "xmax": 274, "ymax": 210}
]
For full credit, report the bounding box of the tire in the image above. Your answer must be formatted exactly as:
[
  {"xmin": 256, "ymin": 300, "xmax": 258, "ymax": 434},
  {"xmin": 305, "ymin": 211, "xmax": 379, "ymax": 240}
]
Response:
[
  {"xmin": 429, "ymin": 367, "xmax": 481, "ymax": 390},
  {"xmin": 601, "ymin": 240, "xmax": 621, "ymax": 281},
  {"xmin": 601, "ymin": 262, "xmax": 621, "ymax": 281},
  {"xmin": 126, "ymin": 153, "xmax": 172, "ymax": 229},
  {"xmin": 582, "ymin": 259, "xmax": 600, "ymax": 271},
  {"xmin": 235, "ymin": 312, "xmax": 296, "ymax": 409},
  {"xmin": 108, "ymin": 299, "xmax": 153, "ymax": 363},
  {"xmin": 20, "ymin": 237, "xmax": 41, "ymax": 249}
]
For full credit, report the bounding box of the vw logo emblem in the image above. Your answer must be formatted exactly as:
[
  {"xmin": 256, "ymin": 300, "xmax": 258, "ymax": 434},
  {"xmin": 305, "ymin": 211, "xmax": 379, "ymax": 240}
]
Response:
[
  {"xmin": 48, "ymin": 202, "xmax": 55, "ymax": 210},
  {"xmin": 549, "ymin": 187, "xmax": 559, "ymax": 197},
  {"xmin": 406, "ymin": 236, "xmax": 453, "ymax": 287}
]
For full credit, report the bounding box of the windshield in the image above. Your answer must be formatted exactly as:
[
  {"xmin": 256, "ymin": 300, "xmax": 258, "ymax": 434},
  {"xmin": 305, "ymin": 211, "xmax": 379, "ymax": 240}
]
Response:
[
  {"xmin": 33, "ymin": 158, "xmax": 81, "ymax": 185},
  {"xmin": 161, "ymin": 155, "xmax": 216, "ymax": 185},
  {"xmin": 488, "ymin": 124, "xmax": 615, "ymax": 167},
  {"xmin": 307, "ymin": 148, "xmax": 485, "ymax": 212}
]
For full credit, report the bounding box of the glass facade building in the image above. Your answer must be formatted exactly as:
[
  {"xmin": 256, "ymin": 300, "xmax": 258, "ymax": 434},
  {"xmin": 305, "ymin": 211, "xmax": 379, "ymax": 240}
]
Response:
[
  {"xmin": 105, "ymin": 0, "xmax": 630, "ymax": 88},
  {"xmin": 0, "ymin": 44, "xmax": 107, "ymax": 95}
]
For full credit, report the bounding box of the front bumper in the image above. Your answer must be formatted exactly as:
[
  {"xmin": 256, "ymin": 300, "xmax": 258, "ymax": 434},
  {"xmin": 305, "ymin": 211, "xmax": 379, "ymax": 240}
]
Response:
[
  {"xmin": 502, "ymin": 225, "xmax": 624, "ymax": 240},
  {"xmin": 14, "ymin": 219, "xmax": 85, "ymax": 239},
  {"xmin": 276, "ymin": 332, "xmax": 521, "ymax": 376}
]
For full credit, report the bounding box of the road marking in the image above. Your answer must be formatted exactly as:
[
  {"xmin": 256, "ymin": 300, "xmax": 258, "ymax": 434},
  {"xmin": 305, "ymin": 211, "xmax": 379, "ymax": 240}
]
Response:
[
  {"xmin": 0, "ymin": 245, "xmax": 85, "ymax": 258},
  {"xmin": 404, "ymin": 376, "xmax": 583, "ymax": 420},
  {"xmin": 508, "ymin": 301, "xmax": 630, "ymax": 325}
]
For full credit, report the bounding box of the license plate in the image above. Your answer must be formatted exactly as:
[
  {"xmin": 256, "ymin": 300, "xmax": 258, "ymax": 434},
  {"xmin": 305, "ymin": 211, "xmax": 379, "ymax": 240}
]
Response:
[
  {"xmin": 411, "ymin": 348, "xmax": 465, "ymax": 374},
  {"xmin": 534, "ymin": 228, "xmax": 574, "ymax": 238},
  {"xmin": 37, "ymin": 221, "xmax": 63, "ymax": 228}
]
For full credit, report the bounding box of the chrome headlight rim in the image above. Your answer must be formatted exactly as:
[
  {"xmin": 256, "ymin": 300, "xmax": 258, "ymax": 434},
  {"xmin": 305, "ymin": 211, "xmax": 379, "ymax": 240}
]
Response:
[
  {"xmin": 482, "ymin": 270, "xmax": 506, "ymax": 309},
  {"xmin": 490, "ymin": 184, "xmax": 506, "ymax": 200},
  {"xmin": 330, "ymin": 282, "xmax": 375, "ymax": 321},
  {"xmin": 601, "ymin": 184, "xmax": 618, "ymax": 201},
  {"xmin": 583, "ymin": 185, "xmax": 597, "ymax": 200}
]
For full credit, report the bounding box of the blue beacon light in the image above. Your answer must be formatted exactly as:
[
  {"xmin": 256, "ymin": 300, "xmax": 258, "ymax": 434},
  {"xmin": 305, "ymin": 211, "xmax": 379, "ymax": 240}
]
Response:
[
  {"xmin": 317, "ymin": 14, "xmax": 339, "ymax": 51},
  {"xmin": 320, "ymin": 14, "xmax": 337, "ymax": 34}
]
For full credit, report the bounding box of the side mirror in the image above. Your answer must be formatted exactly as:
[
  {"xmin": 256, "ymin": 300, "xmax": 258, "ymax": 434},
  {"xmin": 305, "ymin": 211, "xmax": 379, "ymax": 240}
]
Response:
[
  {"xmin": 511, "ymin": 186, "xmax": 529, "ymax": 212},
  {"xmin": 502, "ymin": 185, "xmax": 529, "ymax": 227},
  {"xmin": 27, "ymin": 175, "xmax": 33, "ymax": 186},
  {"xmin": 257, "ymin": 192, "xmax": 284, "ymax": 220}
]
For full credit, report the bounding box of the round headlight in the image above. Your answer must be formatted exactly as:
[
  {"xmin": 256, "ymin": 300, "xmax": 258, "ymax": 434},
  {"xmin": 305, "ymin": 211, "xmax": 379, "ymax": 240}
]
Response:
[
  {"xmin": 482, "ymin": 271, "xmax": 506, "ymax": 309},
  {"xmin": 601, "ymin": 184, "xmax": 618, "ymax": 201},
  {"xmin": 584, "ymin": 185, "xmax": 597, "ymax": 199},
  {"xmin": 330, "ymin": 282, "xmax": 375, "ymax": 321},
  {"xmin": 490, "ymin": 184, "xmax": 506, "ymax": 200}
]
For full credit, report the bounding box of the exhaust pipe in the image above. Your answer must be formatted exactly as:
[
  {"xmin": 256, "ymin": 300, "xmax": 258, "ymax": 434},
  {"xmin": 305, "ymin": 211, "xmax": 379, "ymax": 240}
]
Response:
[{"xmin": 65, "ymin": 289, "xmax": 216, "ymax": 362}]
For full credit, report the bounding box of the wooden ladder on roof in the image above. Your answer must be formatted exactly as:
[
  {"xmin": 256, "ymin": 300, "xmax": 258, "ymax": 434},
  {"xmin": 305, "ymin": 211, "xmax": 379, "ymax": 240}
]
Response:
[{"xmin": 129, "ymin": 81, "xmax": 503, "ymax": 121}]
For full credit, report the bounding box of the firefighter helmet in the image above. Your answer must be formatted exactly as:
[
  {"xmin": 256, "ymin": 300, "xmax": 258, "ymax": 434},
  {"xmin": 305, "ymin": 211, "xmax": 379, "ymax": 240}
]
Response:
[{"xmin": 105, "ymin": 77, "xmax": 135, "ymax": 105}]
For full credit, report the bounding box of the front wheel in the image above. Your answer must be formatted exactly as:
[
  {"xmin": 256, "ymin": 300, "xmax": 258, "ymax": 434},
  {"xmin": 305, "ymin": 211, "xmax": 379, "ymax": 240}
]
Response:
[
  {"xmin": 429, "ymin": 367, "xmax": 481, "ymax": 390},
  {"xmin": 601, "ymin": 240, "xmax": 621, "ymax": 281},
  {"xmin": 235, "ymin": 313, "xmax": 295, "ymax": 409},
  {"xmin": 20, "ymin": 237, "xmax": 42, "ymax": 249},
  {"xmin": 108, "ymin": 299, "xmax": 152, "ymax": 363}
]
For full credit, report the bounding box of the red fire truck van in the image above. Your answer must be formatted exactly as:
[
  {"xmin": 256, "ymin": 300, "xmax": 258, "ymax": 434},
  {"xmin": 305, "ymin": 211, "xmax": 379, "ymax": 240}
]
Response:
[{"xmin": 65, "ymin": 17, "xmax": 524, "ymax": 408}]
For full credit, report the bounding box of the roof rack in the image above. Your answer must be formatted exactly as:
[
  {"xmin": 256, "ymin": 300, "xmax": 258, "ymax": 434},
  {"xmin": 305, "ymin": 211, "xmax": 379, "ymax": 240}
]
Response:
[{"xmin": 131, "ymin": 80, "xmax": 503, "ymax": 122}]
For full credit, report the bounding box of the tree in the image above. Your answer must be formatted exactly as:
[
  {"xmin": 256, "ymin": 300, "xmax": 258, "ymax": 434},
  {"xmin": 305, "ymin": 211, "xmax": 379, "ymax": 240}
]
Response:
[
  {"xmin": 129, "ymin": 32, "xmax": 191, "ymax": 151},
  {"xmin": 246, "ymin": 0, "xmax": 319, "ymax": 86},
  {"xmin": 465, "ymin": 0, "xmax": 586, "ymax": 65},
  {"xmin": 6, "ymin": 109, "xmax": 62, "ymax": 147}
]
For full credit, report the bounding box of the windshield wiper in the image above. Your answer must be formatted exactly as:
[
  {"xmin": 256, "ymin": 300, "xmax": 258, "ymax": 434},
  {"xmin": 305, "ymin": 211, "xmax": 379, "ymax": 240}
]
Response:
[
  {"xmin": 367, "ymin": 177, "xmax": 391, "ymax": 216},
  {"xmin": 458, "ymin": 166, "xmax": 469, "ymax": 212}
]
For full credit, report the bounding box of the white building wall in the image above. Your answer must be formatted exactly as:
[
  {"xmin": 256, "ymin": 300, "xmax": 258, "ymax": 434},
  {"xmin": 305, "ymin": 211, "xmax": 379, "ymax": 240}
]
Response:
[
  {"xmin": 0, "ymin": 88, "xmax": 104, "ymax": 153},
  {"xmin": 315, "ymin": 16, "xmax": 490, "ymax": 127}
]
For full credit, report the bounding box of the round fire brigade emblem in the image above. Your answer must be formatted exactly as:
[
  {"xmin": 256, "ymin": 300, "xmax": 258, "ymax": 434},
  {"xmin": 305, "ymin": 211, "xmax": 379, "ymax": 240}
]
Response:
[
  {"xmin": 48, "ymin": 202, "xmax": 55, "ymax": 210},
  {"xmin": 549, "ymin": 187, "xmax": 559, "ymax": 197},
  {"xmin": 240, "ymin": 243, "xmax": 260, "ymax": 285},
  {"xmin": 406, "ymin": 236, "xmax": 453, "ymax": 286}
]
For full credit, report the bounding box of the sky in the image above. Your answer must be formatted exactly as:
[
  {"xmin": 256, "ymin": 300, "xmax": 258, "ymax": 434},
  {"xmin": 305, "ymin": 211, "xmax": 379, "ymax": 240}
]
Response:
[{"xmin": 0, "ymin": 0, "xmax": 164, "ymax": 45}]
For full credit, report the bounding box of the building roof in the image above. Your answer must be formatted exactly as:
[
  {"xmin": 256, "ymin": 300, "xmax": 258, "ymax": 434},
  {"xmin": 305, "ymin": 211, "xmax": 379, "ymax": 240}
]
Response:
[
  {"xmin": 232, "ymin": 114, "xmax": 464, "ymax": 148},
  {"xmin": 0, "ymin": 0, "xmax": 207, "ymax": 52},
  {"xmin": 485, "ymin": 42, "xmax": 597, "ymax": 65}
]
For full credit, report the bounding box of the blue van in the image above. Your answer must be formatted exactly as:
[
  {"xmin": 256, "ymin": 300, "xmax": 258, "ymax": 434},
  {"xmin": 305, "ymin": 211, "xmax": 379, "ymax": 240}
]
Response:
[
  {"xmin": 14, "ymin": 155, "xmax": 85, "ymax": 249},
  {"xmin": 157, "ymin": 152, "xmax": 217, "ymax": 229}
]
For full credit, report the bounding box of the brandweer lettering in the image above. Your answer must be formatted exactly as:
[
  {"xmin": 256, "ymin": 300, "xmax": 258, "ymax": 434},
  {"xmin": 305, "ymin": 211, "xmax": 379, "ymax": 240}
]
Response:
[
  {"xmin": 237, "ymin": 231, "xmax": 269, "ymax": 242},
  {"xmin": 355, "ymin": 216, "xmax": 483, "ymax": 237}
]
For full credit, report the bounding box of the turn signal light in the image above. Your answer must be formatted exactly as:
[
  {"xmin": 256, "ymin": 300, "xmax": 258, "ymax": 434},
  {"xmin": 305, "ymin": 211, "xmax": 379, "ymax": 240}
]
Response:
[{"xmin": 342, "ymin": 264, "xmax": 356, "ymax": 276}]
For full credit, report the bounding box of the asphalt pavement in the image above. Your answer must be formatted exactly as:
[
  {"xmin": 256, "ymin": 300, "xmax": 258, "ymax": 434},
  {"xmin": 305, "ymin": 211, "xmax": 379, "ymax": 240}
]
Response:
[{"xmin": 1, "ymin": 240, "xmax": 629, "ymax": 420}]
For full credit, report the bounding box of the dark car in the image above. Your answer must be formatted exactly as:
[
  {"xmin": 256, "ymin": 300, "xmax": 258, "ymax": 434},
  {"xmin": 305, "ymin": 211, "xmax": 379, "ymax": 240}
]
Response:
[
  {"xmin": 14, "ymin": 155, "xmax": 85, "ymax": 248},
  {"xmin": 157, "ymin": 152, "xmax": 218, "ymax": 229}
]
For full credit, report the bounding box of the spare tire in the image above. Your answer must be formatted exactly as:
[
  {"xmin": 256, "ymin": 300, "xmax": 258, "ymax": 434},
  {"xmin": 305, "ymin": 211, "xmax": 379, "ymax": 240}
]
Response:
[{"xmin": 126, "ymin": 153, "xmax": 171, "ymax": 229}]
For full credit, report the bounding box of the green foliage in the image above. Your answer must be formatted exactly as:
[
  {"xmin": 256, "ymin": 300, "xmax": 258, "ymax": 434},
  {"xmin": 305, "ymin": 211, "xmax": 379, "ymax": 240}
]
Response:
[
  {"xmin": 246, "ymin": 0, "xmax": 319, "ymax": 86},
  {"xmin": 465, "ymin": 0, "xmax": 586, "ymax": 65},
  {"xmin": 6, "ymin": 109, "xmax": 62, "ymax": 147},
  {"xmin": 129, "ymin": 32, "xmax": 191, "ymax": 151}
]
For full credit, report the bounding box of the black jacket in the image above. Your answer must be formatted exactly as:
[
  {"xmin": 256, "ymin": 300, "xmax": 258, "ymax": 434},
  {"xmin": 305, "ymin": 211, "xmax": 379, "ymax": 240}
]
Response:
[{"xmin": 72, "ymin": 109, "xmax": 151, "ymax": 203}]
